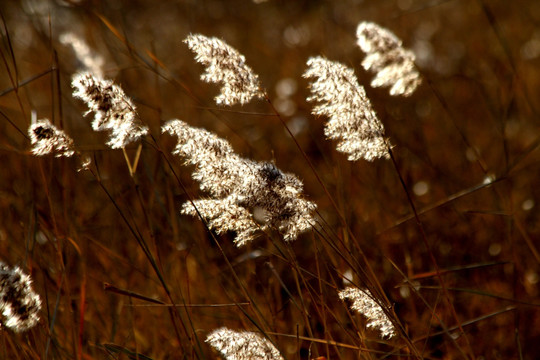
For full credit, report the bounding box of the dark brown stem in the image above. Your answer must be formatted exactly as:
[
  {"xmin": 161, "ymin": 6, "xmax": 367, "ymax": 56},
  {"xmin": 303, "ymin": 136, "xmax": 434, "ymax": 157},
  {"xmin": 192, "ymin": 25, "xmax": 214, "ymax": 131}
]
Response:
[{"xmin": 387, "ymin": 146, "xmax": 474, "ymax": 359}]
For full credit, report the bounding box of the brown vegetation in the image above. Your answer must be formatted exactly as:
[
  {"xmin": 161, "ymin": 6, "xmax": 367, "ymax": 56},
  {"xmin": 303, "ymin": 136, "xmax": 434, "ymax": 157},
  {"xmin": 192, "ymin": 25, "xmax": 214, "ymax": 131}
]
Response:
[{"xmin": 0, "ymin": 0, "xmax": 539, "ymax": 359}]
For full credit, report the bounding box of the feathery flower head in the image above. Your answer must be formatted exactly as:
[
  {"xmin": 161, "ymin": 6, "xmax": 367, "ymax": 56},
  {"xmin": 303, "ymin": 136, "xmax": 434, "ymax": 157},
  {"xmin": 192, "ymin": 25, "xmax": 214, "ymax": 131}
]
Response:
[
  {"xmin": 29, "ymin": 118, "xmax": 75, "ymax": 157},
  {"xmin": 72, "ymin": 72, "xmax": 148, "ymax": 149},
  {"xmin": 339, "ymin": 287, "xmax": 396, "ymax": 338},
  {"xmin": 206, "ymin": 327, "xmax": 283, "ymax": 360},
  {"xmin": 184, "ymin": 34, "xmax": 265, "ymax": 105},
  {"xmin": 0, "ymin": 263, "xmax": 41, "ymax": 332},
  {"xmin": 163, "ymin": 120, "xmax": 316, "ymax": 246},
  {"xmin": 60, "ymin": 32, "xmax": 104, "ymax": 77},
  {"xmin": 304, "ymin": 56, "xmax": 389, "ymax": 161},
  {"xmin": 356, "ymin": 22, "xmax": 421, "ymax": 96}
]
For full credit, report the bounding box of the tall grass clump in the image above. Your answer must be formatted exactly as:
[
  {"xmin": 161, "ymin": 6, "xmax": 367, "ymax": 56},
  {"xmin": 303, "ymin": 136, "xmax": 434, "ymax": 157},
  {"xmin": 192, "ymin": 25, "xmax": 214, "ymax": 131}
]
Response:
[{"xmin": 1, "ymin": 1, "xmax": 539, "ymax": 359}]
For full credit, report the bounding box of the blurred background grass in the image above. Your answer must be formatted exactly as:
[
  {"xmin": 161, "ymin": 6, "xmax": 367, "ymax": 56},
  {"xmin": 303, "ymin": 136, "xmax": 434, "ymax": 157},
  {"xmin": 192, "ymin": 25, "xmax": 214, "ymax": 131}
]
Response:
[{"xmin": 1, "ymin": 0, "xmax": 540, "ymax": 359}]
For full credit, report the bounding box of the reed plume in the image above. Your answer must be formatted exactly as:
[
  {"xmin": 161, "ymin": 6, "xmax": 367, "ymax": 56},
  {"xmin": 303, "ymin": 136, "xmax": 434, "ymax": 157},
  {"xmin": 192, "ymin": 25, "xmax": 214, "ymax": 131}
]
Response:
[
  {"xmin": 356, "ymin": 21, "xmax": 421, "ymax": 96},
  {"xmin": 163, "ymin": 119, "xmax": 316, "ymax": 246},
  {"xmin": 28, "ymin": 118, "xmax": 75, "ymax": 158},
  {"xmin": 0, "ymin": 263, "xmax": 41, "ymax": 332},
  {"xmin": 206, "ymin": 327, "xmax": 283, "ymax": 360},
  {"xmin": 339, "ymin": 287, "xmax": 396, "ymax": 338},
  {"xmin": 60, "ymin": 32, "xmax": 104, "ymax": 77},
  {"xmin": 184, "ymin": 34, "xmax": 265, "ymax": 105},
  {"xmin": 72, "ymin": 72, "xmax": 148, "ymax": 149},
  {"xmin": 304, "ymin": 56, "xmax": 389, "ymax": 162}
]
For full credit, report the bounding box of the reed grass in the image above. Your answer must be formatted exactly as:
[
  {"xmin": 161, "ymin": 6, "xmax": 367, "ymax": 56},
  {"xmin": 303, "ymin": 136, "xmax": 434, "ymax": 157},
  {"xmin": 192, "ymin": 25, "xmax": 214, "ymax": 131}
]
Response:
[{"xmin": 0, "ymin": 1, "xmax": 539, "ymax": 359}]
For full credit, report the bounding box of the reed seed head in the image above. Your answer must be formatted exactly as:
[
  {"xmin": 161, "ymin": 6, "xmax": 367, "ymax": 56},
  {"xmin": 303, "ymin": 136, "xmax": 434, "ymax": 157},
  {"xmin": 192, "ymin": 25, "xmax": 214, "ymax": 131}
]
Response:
[
  {"xmin": 206, "ymin": 327, "xmax": 283, "ymax": 360},
  {"xmin": 72, "ymin": 72, "xmax": 148, "ymax": 149},
  {"xmin": 0, "ymin": 263, "xmax": 41, "ymax": 332},
  {"xmin": 304, "ymin": 56, "xmax": 390, "ymax": 161},
  {"xmin": 28, "ymin": 119, "xmax": 75, "ymax": 157},
  {"xmin": 184, "ymin": 34, "xmax": 265, "ymax": 105},
  {"xmin": 163, "ymin": 120, "xmax": 316, "ymax": 245},
  {"xmin": 339, "ymin": 287, "xmax": 396, "ymax": 338},
  {"xmin": 356, "ymin": 21, "xmax": 421, "ymax": 96},
  {"xmin": 60, "ymin": 32, "xmax": 104, "ymax": 77}
]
